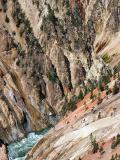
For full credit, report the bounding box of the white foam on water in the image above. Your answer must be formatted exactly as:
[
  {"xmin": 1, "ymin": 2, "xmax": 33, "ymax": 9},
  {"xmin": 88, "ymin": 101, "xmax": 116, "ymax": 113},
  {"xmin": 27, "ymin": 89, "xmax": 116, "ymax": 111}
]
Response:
[{"xmin": 8, "ymin": 128, "xmax": 50, "ymax": 160}]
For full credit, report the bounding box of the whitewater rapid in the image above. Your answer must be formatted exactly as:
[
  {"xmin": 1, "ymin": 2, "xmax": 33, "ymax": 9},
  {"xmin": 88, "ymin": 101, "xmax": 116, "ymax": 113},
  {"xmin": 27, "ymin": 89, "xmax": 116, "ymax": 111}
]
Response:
[{"xmin": 8, "ymin": 128, "xmax": 50, "ymax": 160}]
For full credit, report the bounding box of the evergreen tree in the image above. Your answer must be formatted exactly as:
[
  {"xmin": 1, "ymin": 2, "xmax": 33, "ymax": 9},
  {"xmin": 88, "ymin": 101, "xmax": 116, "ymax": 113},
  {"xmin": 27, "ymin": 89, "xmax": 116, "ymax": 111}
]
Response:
[
  {"xmin": 90, "ymin": 134, "xmax": 99, "ymax": 154},
  {"xmin": 110, "ymin": 155, "xmax": 115, "ymax": 160},
  {"xmin": 98, "ymin": 112, "xmax": 101, "ymax": 119},
  {"xmin": 90, "ymin": 91, "xmax": 94, "ymax": 100},
  {"xmin": 112, "ymin": 82, "xmax": 119, "ymax": 95},
  {"xmin": 99, "ymin": 146, "xmax": 105, "ymax": 155},
  {"xmin": 98, "ymin": 80, "xmax": 104, "ymax": 91},
  {"xmin": 78, "ymin": 90, "xmax": 84, "ymax": 100}
]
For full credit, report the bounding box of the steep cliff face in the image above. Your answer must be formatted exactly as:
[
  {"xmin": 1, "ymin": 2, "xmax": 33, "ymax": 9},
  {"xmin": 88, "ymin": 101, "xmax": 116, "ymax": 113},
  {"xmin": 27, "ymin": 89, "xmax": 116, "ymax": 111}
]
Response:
[
  {"xmin": 0, "ymin": 0, "xmax": 119, "ymax": 143},
  {"xmin": 25, "ymin": 93, "xmax": 120, "ymax": 160}
]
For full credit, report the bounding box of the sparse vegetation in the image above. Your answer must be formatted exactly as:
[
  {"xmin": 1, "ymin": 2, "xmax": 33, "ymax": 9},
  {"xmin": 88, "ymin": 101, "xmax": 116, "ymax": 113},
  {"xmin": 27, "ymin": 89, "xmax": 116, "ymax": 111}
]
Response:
[
  {"xmin": 111, "ymin": 134, "xmax": 120, "ymax": 149},
  {"xmin": 46, "ymin": 4, "xmax": 56, "ymax": 23},
  {"xmin": 65, "ymin": 0, "xmax": 71, "ymax": 16},
  {"xmin": 12, "ymin": 0, "xmax": 43, "ymax": 54},
  {"xmin": 97, "ymin": 94, "xmax": 103, "ymax": 105},
  {"xmin": 84, "ymin": 85, "xmax": 91, "ymax": 95},
  {"xmin": 98, "ymin": 73, "xmax": 111, "ymax": 92},
  {"xmin": 68, "ymin": 99, "xmax": 77, "ymax": 111},
  {"xmin": 32, "ymin": 0, "xmax": 40, "ymax": 9},
  {"xmin": 113, "ymin": 63, "xmax": 120, "ymax": 76},
  {"xmin": 10, "ymin": 0, "xmax": 47, "ymax": 101},
  {"xmin": 99, "ymin": 146, "xmax": 105, "ymax": 155},
  {"xmin": 112, "ymin": 82, "xmax": 119, "ymax": 95},
  {"xmin": 60, "ymin": 96, "xmax": 77, "ymax": 116},
  {"xmin": 105, "ymin": 85, "xmax": 112, "ymax": 95},
  {"xmin": 90, "ymin": 133, "xmax": 99, "ymax": 153},
  {"xmin": 90, "ymin": 91, "xmax": 94, "ymax": 100},
  {"xmin": 110, "ymin": 154, "xmax": 120, "ymax": 160},
  {"xmin": 71, "ymin": 5, "xmax": 82, "ymax": 28},
  {"xmin": 102, "ymin": 53, "xmax": 112, "ymax": 63},
  {"xmin": 78, "ymin": 90, "xmax": 84, "ymax": 100},
  {"xmin": 33, "ymin": 0, "xmax": 39, "ymax": 9},
  {"xmin": 16, "ymin": 43, "xmax": 25, "ymax": 56},
  {"xmin": 48, "ymin": 71, "xmax": 57, "ymax": 83},
  {"xmin": 98, "ymin": 112, "xmax": 101, "ymax": 119},
  {"xmin": 98, "ymin": 80, "xmax": 104, "ymax": 91},
  {"xmin": 65, "ymin": 0, "xmax": 69, "ymax": 8}
]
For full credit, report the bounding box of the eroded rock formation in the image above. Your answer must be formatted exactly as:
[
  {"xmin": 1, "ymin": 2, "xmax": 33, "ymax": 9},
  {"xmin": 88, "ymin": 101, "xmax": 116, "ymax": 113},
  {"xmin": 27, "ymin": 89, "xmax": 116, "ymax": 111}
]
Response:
[{"xmin": 0, "ymin": 0, "xmax": 119, "ymax": 143}]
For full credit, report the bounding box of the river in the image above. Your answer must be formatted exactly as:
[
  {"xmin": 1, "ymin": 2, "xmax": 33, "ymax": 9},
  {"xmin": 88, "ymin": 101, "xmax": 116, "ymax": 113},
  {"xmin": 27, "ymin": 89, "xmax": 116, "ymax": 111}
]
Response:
[{"xmin": 7, "ymin": 127, "xmax": 51, "ymax": 160}]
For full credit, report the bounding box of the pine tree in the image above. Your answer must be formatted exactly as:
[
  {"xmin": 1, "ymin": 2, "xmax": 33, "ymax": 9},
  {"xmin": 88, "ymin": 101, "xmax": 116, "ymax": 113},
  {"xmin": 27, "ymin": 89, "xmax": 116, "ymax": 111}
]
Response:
[
  {"xmin": 99, "ymin": 146, "xmax": 105, "ymax": 155},
  {"xmin": 90, "ymin": 134, "xmax": 99, "ymax": 154},
  {"xmin": 78, "ymin": 90, "xmax": 84, "ymax": 100},
  {"xmin": 110, "ymin": 155, "xmax": 115, "ymax": 160},
  {"xmin": 112, "ymin": 82, "xmax": 119, "ymax": 95}
]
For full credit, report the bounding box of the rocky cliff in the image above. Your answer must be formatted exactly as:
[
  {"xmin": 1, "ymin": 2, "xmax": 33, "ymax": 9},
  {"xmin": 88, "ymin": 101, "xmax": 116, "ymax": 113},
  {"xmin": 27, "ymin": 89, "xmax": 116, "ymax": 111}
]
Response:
[{"xmin": 0, "ymin": 0, "xmax": 119, "ymax": 143}]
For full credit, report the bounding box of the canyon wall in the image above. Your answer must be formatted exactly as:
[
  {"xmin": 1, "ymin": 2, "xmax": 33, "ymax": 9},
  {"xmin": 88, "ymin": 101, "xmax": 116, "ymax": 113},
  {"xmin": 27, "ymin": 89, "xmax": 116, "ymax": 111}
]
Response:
[{"xmin": 0, "ymin": 0, "xmax": 119, "ymax": 143}]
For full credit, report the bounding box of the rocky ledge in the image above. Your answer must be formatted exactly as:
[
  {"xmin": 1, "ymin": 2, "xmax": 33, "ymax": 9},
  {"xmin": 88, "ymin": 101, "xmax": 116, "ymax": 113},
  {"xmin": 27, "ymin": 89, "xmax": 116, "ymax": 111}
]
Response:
[{"xmin": 25, "ymin": 93, "xmax": 120, "ymax": 160}]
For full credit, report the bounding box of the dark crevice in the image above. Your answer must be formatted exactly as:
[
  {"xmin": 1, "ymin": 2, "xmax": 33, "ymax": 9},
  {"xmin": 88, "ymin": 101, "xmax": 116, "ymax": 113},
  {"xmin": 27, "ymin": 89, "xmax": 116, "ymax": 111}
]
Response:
[
  {"xmin": 22, "ymin": 111, "xmax": 29, "ymax": 131},
  {"xmin": 0, "ymin": 139, "xmax": 5, "ymax": 147},
  {"xmin": 51, "ymin": 64, "xmax": 64, "ymax": 97},
  {"xmin": 58, "ymin": 78, "xmax": 64, "ymax": 97},
  {"xmin": 64, "ymin": 55, "xmax": 73, "ymax": 90}
]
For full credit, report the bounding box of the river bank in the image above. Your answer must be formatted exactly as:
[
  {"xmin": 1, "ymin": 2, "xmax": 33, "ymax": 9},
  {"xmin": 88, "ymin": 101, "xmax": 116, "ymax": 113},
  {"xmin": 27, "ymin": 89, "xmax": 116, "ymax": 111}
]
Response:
[
  {"xmin": 25, "ymin": 93, "xmax": 120, "ymax": 160},
  {"xmin": 7, "ymin": 127, "xmax": 51, "ymax": 160}
]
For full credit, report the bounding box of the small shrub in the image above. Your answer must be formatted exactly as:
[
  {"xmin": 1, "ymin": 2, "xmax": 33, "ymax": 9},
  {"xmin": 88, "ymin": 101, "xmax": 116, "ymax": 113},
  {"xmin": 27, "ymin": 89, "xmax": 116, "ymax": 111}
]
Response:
[
  {"xmin": 48, "ymin": 71, "xmax": 57, "ymax": 83},
  {"xmin": 71, "ymin": 5, "xmax": 81, "ymax": 28},
  {"xmin": 110, "ymin": 155, "xmax": 115, "ymax": 160},
  {"xmin": 97, "ymin": 98, "xmax": 103, "ymax": 105},
  {"xmin": 60, "ymin": 97, "xmax": 77, "ymax": 116},
  {"xmin": 65, "ymin": 0, "xmax": 69, "ymax": 8},
  {"xmin": 16, "ymin": 43, "xmax": 25, "ymax": 57},
  {"xmin": 12, "ymin": 0, "xmax": 43, "ymax": 54},
  {"xmin": 111, "ymin": 134, "xmax": 120, "ymax": 149},
  {"xmin": 98, "ymin": 112, "xmax": 101, "ymax": 119},
  {"xmin": 98, "ymin": 80, "xmax": 104, "ymax": 91},
  {"xmin": 99, "ymin": 146, "xmax": 105, "ymax": 155},
  {"xmin": 102, "ymin": 53, "xmax": 111, "ymax": 63},
  {"xmin": 78, "ymin": 90, "xmax": 84, "ymax": 100},
  {"xmin": 66, "ymin": 9, "xmax": 71, "ymax": 16},
  {"xmin": 112, "ymin": 82, "xmax": 119, "ymax": 95},
  {"xmin": 90, "ymin": 91, "xmax": 94, "ymax": 100},
  {"xmin": 90, "ymin": 134, "xmax": 99, "ymax": 154},
  {"xmin": 68, "ymin": 99, "xmax": 77, "ymax": 111},
  {"xmin": 92, "ymin": 139, "xmax": 99, "ymax": 153},
  {"xmin": 46, "ymin": 4, "xmax": 56, "ymax": 23},
  {"xmin": 84, "ymin": 86, "xmax": 91, "ymax": 95},
  {"xmin": 113, "ymin": 64, "xmax": 120, "ymax": 75}
]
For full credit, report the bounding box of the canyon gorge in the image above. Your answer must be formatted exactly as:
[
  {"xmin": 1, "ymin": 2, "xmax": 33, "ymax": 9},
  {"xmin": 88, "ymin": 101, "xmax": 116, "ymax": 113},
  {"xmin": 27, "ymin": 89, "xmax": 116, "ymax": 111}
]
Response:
[{"xmin": 0, "ymin": 0, "xmax": 120, "ymax": 159}]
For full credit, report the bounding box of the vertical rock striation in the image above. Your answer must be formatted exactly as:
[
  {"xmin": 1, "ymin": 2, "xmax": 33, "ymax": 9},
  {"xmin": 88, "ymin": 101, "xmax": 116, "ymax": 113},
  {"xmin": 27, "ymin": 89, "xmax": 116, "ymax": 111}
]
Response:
[{"xmin": 0, "ymin": 0, "xmax": 119, "ymax": 143}]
